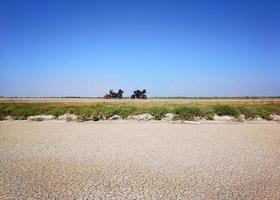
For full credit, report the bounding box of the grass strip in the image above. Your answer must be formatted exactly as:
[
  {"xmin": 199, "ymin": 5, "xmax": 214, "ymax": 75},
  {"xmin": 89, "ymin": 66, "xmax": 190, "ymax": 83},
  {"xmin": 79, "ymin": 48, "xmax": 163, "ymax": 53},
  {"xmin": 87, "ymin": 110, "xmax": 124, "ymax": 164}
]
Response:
[{"xmin": 0, "ymin": 102, "xmax": 279, "ymax": 121}]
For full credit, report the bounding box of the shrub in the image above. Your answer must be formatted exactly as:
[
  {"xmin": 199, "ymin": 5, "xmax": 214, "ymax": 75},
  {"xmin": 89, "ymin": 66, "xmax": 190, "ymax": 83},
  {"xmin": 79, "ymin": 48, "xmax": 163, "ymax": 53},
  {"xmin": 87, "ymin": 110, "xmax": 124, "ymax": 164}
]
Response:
[
  {"xmin": 4, "ymin": 106, "xmax": 14, "ymax": 115},
  {"xmin": 213, "ymin": 105, "xmax": 239, "ymax": 117},
  {"xmin": 238, "ymin": 106, "xmax": 256, "ymax": 119},
  {"xmin": 16, "ymin": 106, "xmax": 42, "ymax": 118},
  {"xmin": 257, "ymin": 104, "xmax": 280, "ymax": 115},
  {"xmin": 67, "ymin": 107, "xmax": 76, "ymax": 114},
  {"xmin": 199, "ymin": 106, "xmax": 215, "ymax": 118},
  {"xmin": 172, "ymin": 106, "xmax": 202, "ymax": 120},
  {"xmin": 77, "ymin": 107, "xmax": 92, "ymax": 121},
  {"xmin": 149, "ymin": 107, "xmax": 168, "ymax": 120},
  {"xmin": 90, "ymin": 110, "xmax": 100, "ymax": 121},
  {"xmin": 77, "ymin": 115, "xmax": 87, "ymax": 122},
  {"xmin": 205, "ymin": 113, "xmax": 214, "ymax": 120},
  {"xmin": 103, "ymin": 107, "xmax": 118, "ymax": 118},
  {"xmin": 51, "ymin": 107, "xmax": 65, "ymax": 117},
  {"xmin": 256, "ymin": 108, "xmax": 272, "ymax": 120},
  {"xmin": 0, "ymin": 112, "xmax": 4, "ymax": 120},
  {"xmin": 118, "ymin": 106, "xmax": 137, "ymax": 118}
]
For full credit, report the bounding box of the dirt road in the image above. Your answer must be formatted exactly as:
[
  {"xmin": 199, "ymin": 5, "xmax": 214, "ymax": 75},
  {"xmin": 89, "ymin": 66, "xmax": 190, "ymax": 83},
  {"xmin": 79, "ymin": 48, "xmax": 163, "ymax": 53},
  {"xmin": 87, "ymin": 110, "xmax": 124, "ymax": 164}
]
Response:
[{"xmin": 0, "ymin": 121, "xmax": 279, "ymax": 199}]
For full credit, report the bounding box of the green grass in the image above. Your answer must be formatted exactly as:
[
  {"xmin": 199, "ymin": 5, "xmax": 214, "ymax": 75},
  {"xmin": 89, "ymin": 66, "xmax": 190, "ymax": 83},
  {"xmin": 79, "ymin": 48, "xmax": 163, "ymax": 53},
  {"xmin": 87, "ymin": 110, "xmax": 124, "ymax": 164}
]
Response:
[
  {"xmin": 0, "ymin": 101, "xmax": 279, "ymax": 121},
  {"xmin": 172, "ymin": 106, "xmax": 203, "ymax": 120},
  {"xmin": 214, "ymin": 105, "xmax": 240, "ymax": 118},
  {"xmin": 149, "ymin": 107, "xmax": 169, "ymax": 120},
  {"xmin": 237, "ymin": 106, "xmax": 257, "ymax": 119},
  {"xmin": 256, "ymin": 108, "xmax": 272, "ymax": 120},
  {"xmin": 50, "ymin": 107, "xmax": 65, "ymax": 117}
]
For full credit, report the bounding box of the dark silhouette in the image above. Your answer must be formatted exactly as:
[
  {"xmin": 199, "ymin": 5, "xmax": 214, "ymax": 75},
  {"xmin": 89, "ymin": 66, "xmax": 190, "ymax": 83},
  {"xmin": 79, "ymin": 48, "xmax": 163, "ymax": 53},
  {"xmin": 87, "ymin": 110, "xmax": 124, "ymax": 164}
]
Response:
[
  {"xmin": 104, "ymin": 89, "xmax": 123, "ymax": 99},
  {"xmin": 131, "ymin": 89, "xmax": 147, "ymax": 99}
]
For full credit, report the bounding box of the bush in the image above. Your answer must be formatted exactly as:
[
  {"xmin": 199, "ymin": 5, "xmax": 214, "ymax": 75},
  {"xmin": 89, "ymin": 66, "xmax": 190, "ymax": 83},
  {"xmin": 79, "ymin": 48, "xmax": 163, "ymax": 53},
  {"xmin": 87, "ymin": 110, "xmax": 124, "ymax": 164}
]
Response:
[
  {"xmin": 103, "ymin": 108, "xmax": 116, "ymax": 118},
  {"xmin": 67, "ymin": 107, "xmax": 76, "ymax": 114},
  {"xmin": 77, "ymin": 107, "xmax": 92, "ymax": 121},
  {"xmin": 0, "ymin": 112, "xmax": 4, "ymax": 120},
  {"xmin": 214, "ymin": 105, "xmax": 240, "ymax": 117},
  {"xmin": 51, "ymin": 107, "xmax": 65, "ymax": 117},
  {"xmin": 4, "ymin": 106, "xmax": 14, "ymax": 115},
  {"xmin": 90, "ymin": 110, "xmax": 100, "ymax": 121},
  {"xmin": 17, "ymin": 106, "xmax": 42, "ymax": 118},
  {"xmin": 172, "ymin": 106, "xmax": 202, "ymax": 120},
  {"xmin": 149, "ymin": 107, "xmax": 168, "ymax": 120},
  {"xmin": 238, "ymin": 106, "xmax": 256, "ymax": 119},
  {"xmin": 256, "ymin": 108, "xmax": 272, "ymax": 120},
  {"xmin": 77, "ymin": 115, "xmax": 87, "ymax": 122},
  {"xmin": 118, "ymin": 106, "xmax": 137, "ymax": 118},
  {"xmin": 205, "ymin": 113, "xmax": 214, "ymax": 120}
]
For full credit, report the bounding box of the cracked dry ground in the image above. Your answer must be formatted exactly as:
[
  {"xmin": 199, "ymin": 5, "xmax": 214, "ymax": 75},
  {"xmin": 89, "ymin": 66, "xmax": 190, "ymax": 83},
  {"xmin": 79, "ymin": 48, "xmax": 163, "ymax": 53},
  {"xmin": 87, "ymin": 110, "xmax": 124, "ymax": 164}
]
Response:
[{"xmin": 0, "ymin": 122, "xmax": 279, "ymax": 199}]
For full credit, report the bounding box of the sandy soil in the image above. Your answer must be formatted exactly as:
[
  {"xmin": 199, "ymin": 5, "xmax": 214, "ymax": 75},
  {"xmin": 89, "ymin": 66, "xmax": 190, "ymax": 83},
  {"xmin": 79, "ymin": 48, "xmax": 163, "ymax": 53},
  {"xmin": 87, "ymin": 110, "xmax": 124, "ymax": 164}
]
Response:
[{"xmin": 0, "ymin": 121, "xmax": 279, "ymax": 199}]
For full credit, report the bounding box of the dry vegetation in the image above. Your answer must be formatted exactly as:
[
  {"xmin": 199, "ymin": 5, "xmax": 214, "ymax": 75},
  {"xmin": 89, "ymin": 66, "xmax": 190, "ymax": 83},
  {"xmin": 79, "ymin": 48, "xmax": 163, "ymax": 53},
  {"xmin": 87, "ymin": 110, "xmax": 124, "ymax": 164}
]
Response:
[{"xmin": 1, "ymin": 100, "xmax": 280, "ymax": 121}]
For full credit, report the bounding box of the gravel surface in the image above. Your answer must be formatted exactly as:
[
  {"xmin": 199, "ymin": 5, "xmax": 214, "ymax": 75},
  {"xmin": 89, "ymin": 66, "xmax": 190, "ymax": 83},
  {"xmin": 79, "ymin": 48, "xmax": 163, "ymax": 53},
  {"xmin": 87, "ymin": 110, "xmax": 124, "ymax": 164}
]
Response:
[{"xmin": 0, "ymin": 121, "xmax": 279, "ymax": 199}]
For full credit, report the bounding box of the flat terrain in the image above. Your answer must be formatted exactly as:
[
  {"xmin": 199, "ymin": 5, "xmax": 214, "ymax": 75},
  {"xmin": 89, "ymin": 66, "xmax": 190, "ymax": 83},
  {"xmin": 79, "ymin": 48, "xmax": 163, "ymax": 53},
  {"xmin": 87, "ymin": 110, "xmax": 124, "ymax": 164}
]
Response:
[
  {"xmin": 2, "ymin": 97, "xmax": 280, "ymax": 103},
  {"xmin": 0, "ymin": 121, "xmax": 280, "ymax": 199}
]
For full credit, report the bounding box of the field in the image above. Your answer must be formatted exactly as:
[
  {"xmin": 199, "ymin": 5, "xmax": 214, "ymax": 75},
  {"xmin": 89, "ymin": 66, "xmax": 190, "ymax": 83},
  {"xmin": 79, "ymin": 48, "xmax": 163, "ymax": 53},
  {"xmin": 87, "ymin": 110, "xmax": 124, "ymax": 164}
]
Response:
[{"xmin": 1, "ymin": 98, "xmax": 280, "ymax": 121}]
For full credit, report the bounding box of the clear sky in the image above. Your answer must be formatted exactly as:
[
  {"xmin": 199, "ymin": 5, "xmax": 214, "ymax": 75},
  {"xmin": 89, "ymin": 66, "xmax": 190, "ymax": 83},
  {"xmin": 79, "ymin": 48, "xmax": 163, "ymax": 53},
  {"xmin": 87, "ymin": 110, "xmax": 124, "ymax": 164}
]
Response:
[{"xmin": 1, "ymin": 0, "xmax": 279, "ymax": 97}]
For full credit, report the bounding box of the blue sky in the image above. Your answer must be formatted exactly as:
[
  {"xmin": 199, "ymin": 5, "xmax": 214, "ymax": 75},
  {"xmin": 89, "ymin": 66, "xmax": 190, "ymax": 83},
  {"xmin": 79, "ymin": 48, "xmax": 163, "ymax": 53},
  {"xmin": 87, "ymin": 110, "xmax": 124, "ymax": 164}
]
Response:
[{"xmin": 0, "ymin": 0, "xmax": 280, "ymax": 97}]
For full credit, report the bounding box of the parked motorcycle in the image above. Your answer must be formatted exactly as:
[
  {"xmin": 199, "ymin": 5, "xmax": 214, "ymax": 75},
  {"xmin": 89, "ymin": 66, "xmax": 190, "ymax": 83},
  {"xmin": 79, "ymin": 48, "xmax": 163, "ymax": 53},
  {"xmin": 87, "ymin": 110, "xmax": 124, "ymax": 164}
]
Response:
[
  {"xmin": 131, "ymin": 89, "xmax": 147, "ymax": 99},
  {"xmin": 104, "ymin": 89, "xmax": 123, "ymax": 99}
]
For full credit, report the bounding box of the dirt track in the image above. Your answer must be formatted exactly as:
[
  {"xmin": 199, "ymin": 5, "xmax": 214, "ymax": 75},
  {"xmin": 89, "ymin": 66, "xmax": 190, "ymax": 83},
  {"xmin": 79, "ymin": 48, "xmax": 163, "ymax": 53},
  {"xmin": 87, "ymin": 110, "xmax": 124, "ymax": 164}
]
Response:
[{"xmin": 0, "ymin": 121, "xmax": 280, "ymax": 199}]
